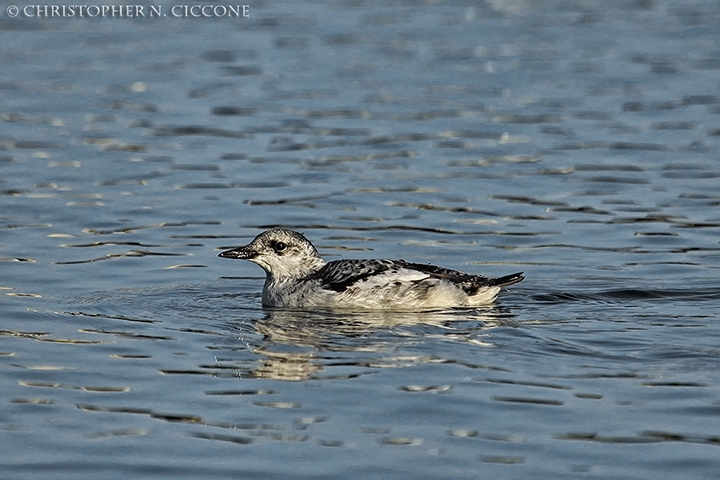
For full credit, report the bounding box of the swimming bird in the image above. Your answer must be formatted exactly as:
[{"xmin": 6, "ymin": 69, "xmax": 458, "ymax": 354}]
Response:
[{"xmin": 218, "ymin": 228, "xmax": 524, "ymax": 310}]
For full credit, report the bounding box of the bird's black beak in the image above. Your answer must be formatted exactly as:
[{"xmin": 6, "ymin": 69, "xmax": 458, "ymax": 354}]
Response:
[{"xmin": 218, "ymin": 246, "xmax": 257, "ymax": 260}]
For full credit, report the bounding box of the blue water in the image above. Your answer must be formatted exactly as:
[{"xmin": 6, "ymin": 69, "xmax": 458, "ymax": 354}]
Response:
[{"xmin": 2, "ymin": 1, "xmax": 720, "ymax": 478}]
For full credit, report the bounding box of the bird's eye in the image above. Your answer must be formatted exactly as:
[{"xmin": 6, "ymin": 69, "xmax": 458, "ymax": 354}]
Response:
[{"xmin": 273, "ymin": 241, "xmax": 287, "ymax": 253}]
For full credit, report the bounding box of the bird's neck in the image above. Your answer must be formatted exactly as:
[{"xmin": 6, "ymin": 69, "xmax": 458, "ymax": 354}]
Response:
[{"xmin": 267, "ymin": 257, "xmax": 326, "ymax": 283}]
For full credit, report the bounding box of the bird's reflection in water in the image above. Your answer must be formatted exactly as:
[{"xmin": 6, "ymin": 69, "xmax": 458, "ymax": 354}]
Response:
[{"xmin": 248, "ymin": 307, "xmax": 516, "ymax": 381}]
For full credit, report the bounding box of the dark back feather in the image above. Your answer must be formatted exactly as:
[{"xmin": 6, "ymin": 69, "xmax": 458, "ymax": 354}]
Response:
[{"xmin": 307, "ymin": 259, "xmax": 523, "ymax": 296}]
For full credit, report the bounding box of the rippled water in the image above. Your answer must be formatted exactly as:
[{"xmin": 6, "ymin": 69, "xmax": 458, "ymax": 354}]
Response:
[{"xmin": 2, "ymin": 1, "xmax": 720, "ymax": 478}]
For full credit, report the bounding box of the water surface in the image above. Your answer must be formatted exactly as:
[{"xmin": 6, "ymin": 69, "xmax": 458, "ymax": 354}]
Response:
[{"xmin": 1, "ymin": 1, "xmax": 720, "ymax": 478}]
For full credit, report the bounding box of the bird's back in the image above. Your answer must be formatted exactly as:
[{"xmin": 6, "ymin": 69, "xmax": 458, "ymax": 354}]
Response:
[{"xmin": 272, "ymin": 259, "xmax": 524, "ymax": 310}]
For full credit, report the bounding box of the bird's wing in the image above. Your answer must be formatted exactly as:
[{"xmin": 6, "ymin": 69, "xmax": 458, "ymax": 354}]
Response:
[
  {"xmin": 487, "ymin": 272, "xmax": 525, "ymax": 288},
  {"xmin": 399, "ymin": 261, "xmax": 524, "ymax": 295},
  {"xmin": 309, "ymin": 259, "xmax": 524, "ymax": 296},
  {"xmin": 308, "ymin": 259, "xmax": 406, "ymax": 293}
]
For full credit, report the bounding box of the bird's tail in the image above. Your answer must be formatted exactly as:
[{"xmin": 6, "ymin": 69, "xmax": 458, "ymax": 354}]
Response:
[{"xmin": 489, "ymin": 272, "xmax": 524, "ymax": 288}]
